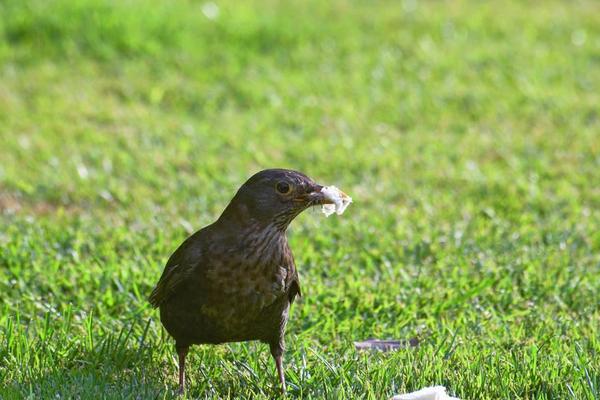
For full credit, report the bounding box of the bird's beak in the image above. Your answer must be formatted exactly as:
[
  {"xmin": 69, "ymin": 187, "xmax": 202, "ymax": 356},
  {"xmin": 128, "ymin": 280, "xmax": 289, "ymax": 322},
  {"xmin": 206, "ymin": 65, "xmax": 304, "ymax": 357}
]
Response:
[{"xmin": 294, "ymin": 184, "xmax": 335, "ymax": 206}]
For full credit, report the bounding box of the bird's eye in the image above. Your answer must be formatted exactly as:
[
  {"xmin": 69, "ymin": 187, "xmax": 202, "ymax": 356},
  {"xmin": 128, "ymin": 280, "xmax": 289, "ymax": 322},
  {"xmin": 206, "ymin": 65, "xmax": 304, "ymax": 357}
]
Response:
[{"xmin": 276, "ymin": 182, "xmax": 292, "ymax": 194}]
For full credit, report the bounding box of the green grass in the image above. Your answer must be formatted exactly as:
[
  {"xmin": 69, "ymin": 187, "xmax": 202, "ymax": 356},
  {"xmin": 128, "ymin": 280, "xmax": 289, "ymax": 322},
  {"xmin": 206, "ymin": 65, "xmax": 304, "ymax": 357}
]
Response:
[{"xmin": 1, "ymin": 0, "xmax": 599, "ymax": 398}]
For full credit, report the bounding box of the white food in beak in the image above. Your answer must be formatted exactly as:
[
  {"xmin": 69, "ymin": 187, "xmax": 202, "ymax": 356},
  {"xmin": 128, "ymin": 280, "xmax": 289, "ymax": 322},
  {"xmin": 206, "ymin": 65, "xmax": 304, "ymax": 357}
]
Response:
[
  {"xmin": 320, "ymin": 186, "xmax": 352, "ymax": 217},
  {"xmin": 390, "ymin": 386, "xmax": 460, "ymax": 400}
]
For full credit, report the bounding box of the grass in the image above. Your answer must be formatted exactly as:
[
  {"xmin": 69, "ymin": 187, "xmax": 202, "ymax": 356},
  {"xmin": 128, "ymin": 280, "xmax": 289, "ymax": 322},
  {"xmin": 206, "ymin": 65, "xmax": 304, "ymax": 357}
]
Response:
[{"xmin": 1, "ymin": 0, "xmax": 599, "ymax": 398}]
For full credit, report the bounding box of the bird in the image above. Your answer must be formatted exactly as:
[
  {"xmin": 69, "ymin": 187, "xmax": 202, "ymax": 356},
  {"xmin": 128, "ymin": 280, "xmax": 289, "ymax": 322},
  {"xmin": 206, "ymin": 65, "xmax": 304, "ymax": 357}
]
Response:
[{"xmin": 148, "ymin": 169, "xmax": 335, "ymax": 395}]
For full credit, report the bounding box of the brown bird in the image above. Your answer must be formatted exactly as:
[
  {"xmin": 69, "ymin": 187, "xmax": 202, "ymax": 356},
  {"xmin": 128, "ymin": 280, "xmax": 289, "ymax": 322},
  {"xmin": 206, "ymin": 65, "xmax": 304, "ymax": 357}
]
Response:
[{"xmin": 149, "ymin": 169, "xmax": 335, "ymax": 394}]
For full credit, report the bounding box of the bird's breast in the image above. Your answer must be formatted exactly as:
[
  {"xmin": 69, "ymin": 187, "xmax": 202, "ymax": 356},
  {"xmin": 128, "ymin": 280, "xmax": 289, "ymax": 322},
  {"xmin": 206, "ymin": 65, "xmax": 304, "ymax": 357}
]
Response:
[
  {"xmin": 199, "ymin": 230, "xmax": 295, "ymax": 333},
  {"xmin": 198, "ymin": 261, "xmax": 293, "ymax": 340}
]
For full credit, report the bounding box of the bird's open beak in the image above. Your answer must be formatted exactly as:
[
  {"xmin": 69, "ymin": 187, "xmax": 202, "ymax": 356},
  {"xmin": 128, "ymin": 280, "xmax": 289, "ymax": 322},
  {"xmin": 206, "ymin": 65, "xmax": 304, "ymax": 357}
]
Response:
[{"xmin": 294, "ymin": 184, "xmax": 335, "ymax": 206}]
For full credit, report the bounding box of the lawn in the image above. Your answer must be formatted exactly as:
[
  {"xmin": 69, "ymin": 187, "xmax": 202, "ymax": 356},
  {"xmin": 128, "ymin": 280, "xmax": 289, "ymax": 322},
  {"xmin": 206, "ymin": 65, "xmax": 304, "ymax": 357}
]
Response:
[{"xmin": 1, "ymin": 0, "xmax": 599, "ymax": 398}]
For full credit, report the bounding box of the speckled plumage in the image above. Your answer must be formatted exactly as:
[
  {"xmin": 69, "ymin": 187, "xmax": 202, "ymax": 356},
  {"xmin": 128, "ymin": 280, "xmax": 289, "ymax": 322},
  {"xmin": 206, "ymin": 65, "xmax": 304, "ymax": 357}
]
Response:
[{"xmin": 149, "ymin": 169, "xmax": 332, "ymax": 394}]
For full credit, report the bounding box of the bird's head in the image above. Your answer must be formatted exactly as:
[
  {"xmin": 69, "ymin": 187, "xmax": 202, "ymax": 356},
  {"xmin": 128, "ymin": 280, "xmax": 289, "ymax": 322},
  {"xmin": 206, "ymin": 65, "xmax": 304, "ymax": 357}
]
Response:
[{"xmin": 219, "ymin": 169, "xmax": 333, "ymax": 230}]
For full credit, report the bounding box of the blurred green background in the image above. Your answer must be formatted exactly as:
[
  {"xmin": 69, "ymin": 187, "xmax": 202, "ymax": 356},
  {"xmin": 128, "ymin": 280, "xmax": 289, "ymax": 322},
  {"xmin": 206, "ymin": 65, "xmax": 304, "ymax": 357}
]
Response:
[{"xmin": 1, "ymin": 0, "xmax": 599, "ymax": 398}]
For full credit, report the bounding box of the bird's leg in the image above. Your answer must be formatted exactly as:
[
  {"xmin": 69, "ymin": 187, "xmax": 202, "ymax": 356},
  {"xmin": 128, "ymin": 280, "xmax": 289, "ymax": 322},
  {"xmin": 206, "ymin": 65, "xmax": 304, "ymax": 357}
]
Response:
[
  {"xmin": 176, "ymin": 345, "xmax": 189, "ymax": 395},
  {"xmin": 275, "ymin": 354, "xmax": 286, "ymax": 394},
  {"xmin": 270, "ymin": 343, "xmax": 286, "ymax": 394}
]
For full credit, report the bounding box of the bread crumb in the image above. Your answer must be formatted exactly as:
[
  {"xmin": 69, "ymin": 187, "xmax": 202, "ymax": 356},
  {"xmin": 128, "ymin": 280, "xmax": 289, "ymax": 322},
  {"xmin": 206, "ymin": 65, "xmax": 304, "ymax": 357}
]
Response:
[
  {"xmin": 321, "ymin": 186, "xmax": 352, "ymax": 217},
  {"xmin": 391, "ymin": 386, "xmax": 460, "ymax": 400}
]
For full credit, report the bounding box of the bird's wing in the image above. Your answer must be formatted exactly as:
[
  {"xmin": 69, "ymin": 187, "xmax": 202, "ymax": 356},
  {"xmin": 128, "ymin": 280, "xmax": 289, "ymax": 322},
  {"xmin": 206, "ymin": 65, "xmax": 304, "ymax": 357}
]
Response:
[
  {"xmin": 288, "ymin": 262, "xmax": 302, "ymax": 303},
  {"xmin": 148, "ymin": 230, "xmax": 204, "ymax": 308},
  {"xmin": 148, "ymin": 263, "xmax": 191, "ymax": 308}
]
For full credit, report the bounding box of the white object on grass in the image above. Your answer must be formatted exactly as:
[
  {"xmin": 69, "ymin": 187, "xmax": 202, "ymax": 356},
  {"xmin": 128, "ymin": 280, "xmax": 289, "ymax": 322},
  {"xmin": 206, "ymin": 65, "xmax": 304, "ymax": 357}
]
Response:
[
  {"xmin": 391, "ymin": 386, "xmax": 460, "ymax": 400},
  {"xmin": 320, "ymin": 186, "xmax": 352, "ymax": 217}
]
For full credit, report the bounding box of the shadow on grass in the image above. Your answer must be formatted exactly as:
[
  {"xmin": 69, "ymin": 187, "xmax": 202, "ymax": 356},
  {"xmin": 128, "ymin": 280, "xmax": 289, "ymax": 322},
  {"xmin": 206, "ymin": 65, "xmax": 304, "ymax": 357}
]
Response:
[
  {"xmin": 1, "ymin": 317, "xmax": 176, "ymax": 399},
  {"xmin": 1, "ymin": 315, "xmax": 287, "ymax": 399},
  {"xmin": 3, "ymin": 369, "xmax": 168, "ymax": 400}
]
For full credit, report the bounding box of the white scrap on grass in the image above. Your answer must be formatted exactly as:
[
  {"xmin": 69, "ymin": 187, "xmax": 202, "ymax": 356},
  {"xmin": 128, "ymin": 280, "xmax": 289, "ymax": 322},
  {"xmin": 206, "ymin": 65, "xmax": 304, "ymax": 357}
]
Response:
[
  {"xmin": 320, "ymin": 186, "xmax": 352, "ymax": 217},
  {"xmin": 391, "ymin": 386, "xmax": 460, "ymax": 400}
]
